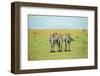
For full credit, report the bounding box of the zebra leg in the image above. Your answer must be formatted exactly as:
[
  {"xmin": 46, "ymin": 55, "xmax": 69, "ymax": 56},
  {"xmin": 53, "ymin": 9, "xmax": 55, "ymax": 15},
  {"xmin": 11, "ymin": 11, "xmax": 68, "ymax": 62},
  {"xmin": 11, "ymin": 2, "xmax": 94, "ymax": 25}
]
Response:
[
  {"xmin": 58, "ymin": 44, "xmax": 60, "ymax": 52},
  {"xmin": 51, "ymin": 45, "xmax": 55, "ymax": 52},
  {"xmin": 59, "ymin": 43, "xmax": 61, "ymax": 52},
  {"xmin": 53, "ymin": 43, "xmax": 56, "ymax": 52},
  {"xmin": 57, "ymin": 42, "xmax": 59, "ymax": 52},
  {"xmin": 65, "ymin": 43, "xmax": 67, "ymax": 51},
  {"xmin": 50, "ymin": 45, "xmax": 53, "ymax": 52},
  {"xmin": 61, "ymin": 43, "xmax": 62, "ymax": 52},
  {"xmin": 68, "ymin": 43, "xmax": 70, "ymax": 51},
  {"xmin": 59, "ymin": 44, "xmax": 60, "ymax": 52},
  {"xmin": 58, "ymin": 42, "xmax": 61, "ymax": 52}
]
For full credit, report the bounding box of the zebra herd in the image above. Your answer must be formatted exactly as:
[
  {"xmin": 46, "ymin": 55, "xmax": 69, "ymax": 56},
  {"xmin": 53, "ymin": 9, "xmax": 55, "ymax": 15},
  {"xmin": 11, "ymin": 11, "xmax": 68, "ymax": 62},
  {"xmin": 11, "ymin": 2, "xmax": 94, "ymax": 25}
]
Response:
[{"xmin": 49, "ymin": 33, "xmax": 74, "ymax": 52}]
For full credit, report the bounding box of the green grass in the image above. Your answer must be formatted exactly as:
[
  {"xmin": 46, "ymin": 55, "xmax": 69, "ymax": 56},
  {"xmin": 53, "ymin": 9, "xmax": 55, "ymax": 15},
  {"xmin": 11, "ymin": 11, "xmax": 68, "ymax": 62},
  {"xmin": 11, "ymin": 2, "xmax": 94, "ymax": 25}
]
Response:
[{"xmin": 28, "ymin": 29, "xmax": 88, "ymax": 61}]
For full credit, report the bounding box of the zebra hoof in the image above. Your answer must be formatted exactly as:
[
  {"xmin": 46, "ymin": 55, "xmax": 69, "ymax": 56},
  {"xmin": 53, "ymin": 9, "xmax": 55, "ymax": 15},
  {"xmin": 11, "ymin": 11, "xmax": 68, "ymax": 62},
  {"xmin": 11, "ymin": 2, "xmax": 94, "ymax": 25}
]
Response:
[
  {"xmin": 51, "ymin": 51, "xmax": 55, "ymax": 53},
  {"xmin": 58, "ymin": 50, "xmax": 62, "ymax": 52},
  {"xmin": 64, "ymin": 50, "xmax": 67, "ymax": 52}
]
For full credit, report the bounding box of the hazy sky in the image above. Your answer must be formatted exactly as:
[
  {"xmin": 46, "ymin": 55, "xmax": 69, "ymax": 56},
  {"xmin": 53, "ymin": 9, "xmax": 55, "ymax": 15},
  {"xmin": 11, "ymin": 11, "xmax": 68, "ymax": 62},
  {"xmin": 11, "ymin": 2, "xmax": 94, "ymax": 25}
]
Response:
[{"xmin": 28, "ymin": 15, "xmax": 88, "ymax": 29}]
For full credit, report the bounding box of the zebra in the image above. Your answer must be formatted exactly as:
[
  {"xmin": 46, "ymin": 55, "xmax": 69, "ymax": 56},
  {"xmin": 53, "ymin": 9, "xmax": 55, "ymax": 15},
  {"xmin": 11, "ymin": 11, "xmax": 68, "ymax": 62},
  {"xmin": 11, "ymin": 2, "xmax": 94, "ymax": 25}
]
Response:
[
  {"xmin": 49, "ymin": 33, "xmax": 74, "ymax": 52},
  {"xmin": 49, "ymin": 33, "xmax": 58, "ymax": 52},
  {"xmin": 57, "ymin": 34, "xmax": 63, "ymax": 52},
  {"xmin": 64, "ymin": 33, "xmax": 74, "ymax": 51}
]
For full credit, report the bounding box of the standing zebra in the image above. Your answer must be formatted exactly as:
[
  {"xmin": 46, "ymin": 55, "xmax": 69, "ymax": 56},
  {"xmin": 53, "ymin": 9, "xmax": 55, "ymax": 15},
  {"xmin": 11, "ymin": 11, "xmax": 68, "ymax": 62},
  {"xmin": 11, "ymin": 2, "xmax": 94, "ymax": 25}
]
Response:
[
  {"xmin": 57, "ymin": 34, "xmax": 63, "ymax": 52},
  {"xmin": 49, "ymin": 33, "xmax": 58, "ymax": 52},
  {"xmin": 64, "ymin": 33, "xmax": 74, "ymax": 51}
]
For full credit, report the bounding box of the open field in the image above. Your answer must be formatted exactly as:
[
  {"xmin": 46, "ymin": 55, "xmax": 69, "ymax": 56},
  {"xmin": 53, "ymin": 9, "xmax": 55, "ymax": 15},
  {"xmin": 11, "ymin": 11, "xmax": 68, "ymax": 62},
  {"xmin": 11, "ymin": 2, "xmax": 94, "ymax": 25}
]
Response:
[{"xmin": 28, "ymin": 29, "xmax": 88, "ymax": 61}]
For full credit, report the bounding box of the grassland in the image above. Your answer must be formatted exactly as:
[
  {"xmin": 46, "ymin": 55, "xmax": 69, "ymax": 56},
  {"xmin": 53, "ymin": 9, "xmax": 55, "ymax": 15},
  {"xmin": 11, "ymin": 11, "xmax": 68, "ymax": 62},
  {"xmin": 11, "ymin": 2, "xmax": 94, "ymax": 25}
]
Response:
[{"xmin": 28, "ymin": 29, "xmax": 88, "ymax": 61}]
